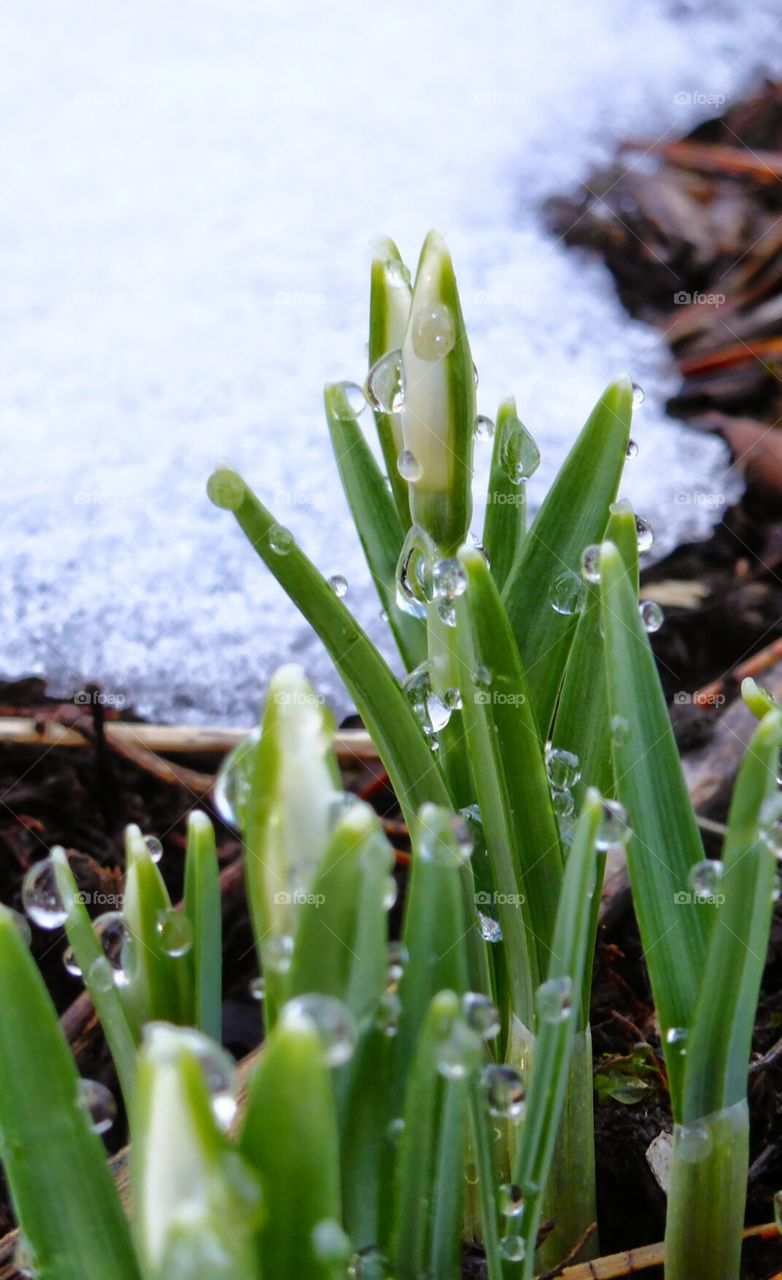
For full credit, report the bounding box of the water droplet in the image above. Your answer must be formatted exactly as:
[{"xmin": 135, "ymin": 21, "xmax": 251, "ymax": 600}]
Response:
[
  {"xmin": 283, "ymin": 995, "xmax": 357, "ymax": 1067},
  {"xmin": 549, "ymin": 571, "xmax": 586, "ymax": 616},
  {"xmin": 156, "ymin": 908, "xmax": 194, "ymax": 957},
  {"xmin": 631, "ymin": 382, "xmax": 645, "ymax": 407},
  {"xmin": 551, "ymin": 788, "xmax": 575, "ymax": 818},
  {"xmin": 375, "ymin": 991, "xmax": 401, "ymax": 1037},
  {"xmin": 499, "ymin": 1184, "xmax": 525, "ymax": 1218},
  {"xmin": 412, "ymin": 303, "xmax": 455, "ymax": 360},
  {"xmin": 611, "ymin": 714, "xmax": 631, "ymax": 745},
  {"xmin": 348, "ymin": 1246, "xmax": 388, "ymax": 1279},
  {"xmin": 665, "ymin": 1026, "xmax": 688, "ymax": 1058},
  {"xmin": 93, "ymin": 911, "xmax": 130, "ymax": 974},
  {"xmin": 265, "ymin": 934, "xmax": 294, "ymax": 975},
  {"xmin": 78, "ymin": 1078, "xmax": 116, "ymax": 1135},
  {"xmin": 437, "ymin": 600, "xmax": 457, "ymax": 627},
  {"xmin": 328, "ymin": 574, "xmax": 348, "ymax": 598},
  {"xmin": 435, "ymin": 1017, "xmax": 482, "ymax": 1079},
  {"xmin": 338, "ymin": 381, "xmax": 367, "ymax": 415},
  {"xmin": 635, "ymin": 516, "xmax": 654, "ymax": 556},
  {"xmin": 431, "ymin": 557, "xmax": 467, "ymax": 602},
  {"xmin": 640, "ymin": 600, "xmax": 664, "ymax": 633},
  {"xmin": 21, "ymin": 856, "xmax": 68, "ymax": 929},
  {"xmin": 397, "ymin": 449, "xmax": 422, "ymax": 482},
  {"xmin": 365, "ymin": 348, "xmax": 405, "ymax": 414},
  {"xmin": 387, "ymin": 1116, "xmax": 405, "ymax": 1145},
  {"xmin": 472, "ymin": 665, "xmax": 492, "ymax": 689},
  {"xmin": 580, "ymin": 544, "xmax": 602, "ymax": 583},
  {"xmin": 688, "ymin": 859, "xmax": 724, "ymax": 901},
  {"xmin": 536, "ymin": 976, "xmax": 573, "ymax": 1024},
  {"xmin": 596, "ymin": 799, "xmax": 630, "ymax": 850},
  {"xmin": 206, "ymin": 465, "xmax": 245, "ymax": 511},
  {"xmin": 479, "ymin": 913, "xmax": 503, "ymax": 943},
  {"xmin": 462, "ymin": 992, "xmax": 500, "ymax": 1040},
  {"xmin": 88, "ymin": 955, "xmax": 116, "ymax": 993},
  {"xmin": 626, "ymin": 439, "xmax": 638, "ymax": 459},
  {"xmin": 388, "ymin": 940, "xmax": 409, "ymax": 985},
  {"xmin": 63, "ymin": 945, "xmax": 81, "ymax": 978},
  {"xmin": 444, "ymin": 687, "xmax": 463, "ymax": 711},
  {"xmin": 396, "ymin": 528, "xmax": 434, "ymax": 618},
  {"xmin": 677, "ymin": 1121, "xmax": 712, "ymax": 1162},
  {"xmin": 13, "ymin": 1236, "xmax": 35, "ymax": 1278},
  {"xmin": 312, "ymin": 1219, "xmax": 352, "ymax": 1266},
  {"xmin": 500, "ymin": 1236, "xmax": 526, "ymax": 1263},
  {"xmin": 144, "ymin": 835, "xmax": 163, "ymax": 864},
  {"xmin": 268, "ymin": 523, "xmax": 294, "ymax": 555},
  {"xmin": 500, "ymin": 413, "xmax": 541, "ymax": 484},
  {"xmin": 382, "ymin": 876, "xmax": 398, "ymax": 911},
  {"xmin": 213, "ymin": 729, "xmax": 258, "ymax": 829},
  {"xmin": 546, "ymin": 747, "xmax": 581, "ymax": 790},
  {"xmin": 483, "ymin": 1064, "xmax": 526, "ymax": 1121},
  {"xmin": 474, "ymin": 414, "xmax": 495, "ymax": 440},
  {"xmin": 386, "ymin": 259, "xmax": 411, "ymax": 289},
  {"xmin": 249, "ymin": 976, "xmax": 265, "ymax": 1001}
]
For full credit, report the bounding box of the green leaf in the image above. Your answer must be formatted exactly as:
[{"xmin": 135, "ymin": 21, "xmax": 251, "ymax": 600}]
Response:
[
  {"xmin": 684, "ymin": 709, "xmax": 782, "ymax": 1119},
  {"xmin": 289, "ymin": 800, "xmax": 393, "ymax": 1022},
  {"xmin": 391, "ymin": 992, "xmax": 479, "ymax": 1279},
  {"xmin": 482, "ymin": 397, "xmax": 534, "ymax": 591},
  {"xmin": 240, "ymin": 1008, "xmax": 342, "ymax": 1280},
  {"xmin": 392, "ymin": 806, "xmax": 471, "ymax": 1116},
  {"xmin": 0, "ymin": 907, "xmax": 140, "ymax": 1280},
  {"xmin": 502, "ymin": 377, "xmax": 633, "ymax": 737},
  {"xmin": 213, "ymin": 474, "xmax": 453, "ymax": 829},
  {"xmin": 324, "ymin": 382, "xmax": 426, "ymax": 672},
  {"xmin": 53, "ymin": 850, "xmax": 138, "ymax": 1109},
  {"xmin": 122, "ymin": 825, "xmax": 193, "ymax": 1030},
  {"xmin": 599, "ymin": 539, "xmax": 707, "ymax": 1115},
  {"xmin": 511, "ymin": 790, "xmax": 602, "ymax": 1278},
  {"xmin": 184, "ymin": 811, "xmax": 223, "ymax": 1042},
  {"xmin": 456, "ymin": 545, "xmax": 564, "ymax": 1019}
]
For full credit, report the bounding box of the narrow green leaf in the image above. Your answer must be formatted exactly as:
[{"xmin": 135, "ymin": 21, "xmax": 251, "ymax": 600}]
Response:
[
  {"xmin": 684, "ymin": 709, "xmax": 782, "ymax": 1119},
  {"xmin": 53, "ymin": 850, "xmax": 138, "ymax": 1109},
  {"xmin": 482, "ymin": 397, "xmax": 532, "ymax": 591},
  {"xmin": 341, "ymin": 1022, "xmax": 393, "ymax": 1251},
  {"xmin": 122, "ymin": 825, "xmax": 193, "ymax": 1029},
  {"xmin": 240, "ymin": 1009, "xmax": 342, "ymax": 1280},
  {"xmin": 512, "ymin": 790, "xmax": 602, "ymax": 1279},
  {"xmin": 502, "ymin": 377, "xmax": 633, "ymax": 736},
  {"xmin": 456, "ymin": 545, "xmax": 564, "ymax": 1018},
  {"xmin": 599, "ymin": 540, "xmax": 707, "ymax": 1114},
  {"xmin": 289, "ymin": 801, "xmax": 393, "ymax": 1022},
  {"xmin": 184, "ymin": 811, "xmax": 223, "ymax": 1042},
  {"xmin": 391, "ymin": 992, "xmax": 478, "ymax": 1279},
  {"xmin": 325, "ymin": 382, "xmax": 426, "ymax": 671},
  {"xmin": 392, "ymin": 806, "xmax": 471, "ymax": 1116},
  {"xmin": 0, "ymin": 907, "xmax": 140, "ymax": 1280},
  {"xmin": 216, "ymin": 474, "xmax": 453, "ymax": 828}
]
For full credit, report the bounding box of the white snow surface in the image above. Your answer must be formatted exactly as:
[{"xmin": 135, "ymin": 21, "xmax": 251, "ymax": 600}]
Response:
[{"xmin": 2, "ymin": 0, "xmax": 781, "ymax": 724}]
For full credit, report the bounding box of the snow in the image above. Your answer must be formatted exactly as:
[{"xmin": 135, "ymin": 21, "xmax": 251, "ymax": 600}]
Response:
[{"xmin": 1, "ymin": 0, "xmax": 780, "ymax": 723}]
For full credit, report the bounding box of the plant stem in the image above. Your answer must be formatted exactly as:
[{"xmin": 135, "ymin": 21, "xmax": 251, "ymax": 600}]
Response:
[{"xmin": 664, "ymin": 1100, "xmax": 748, "ymax": 1280}]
